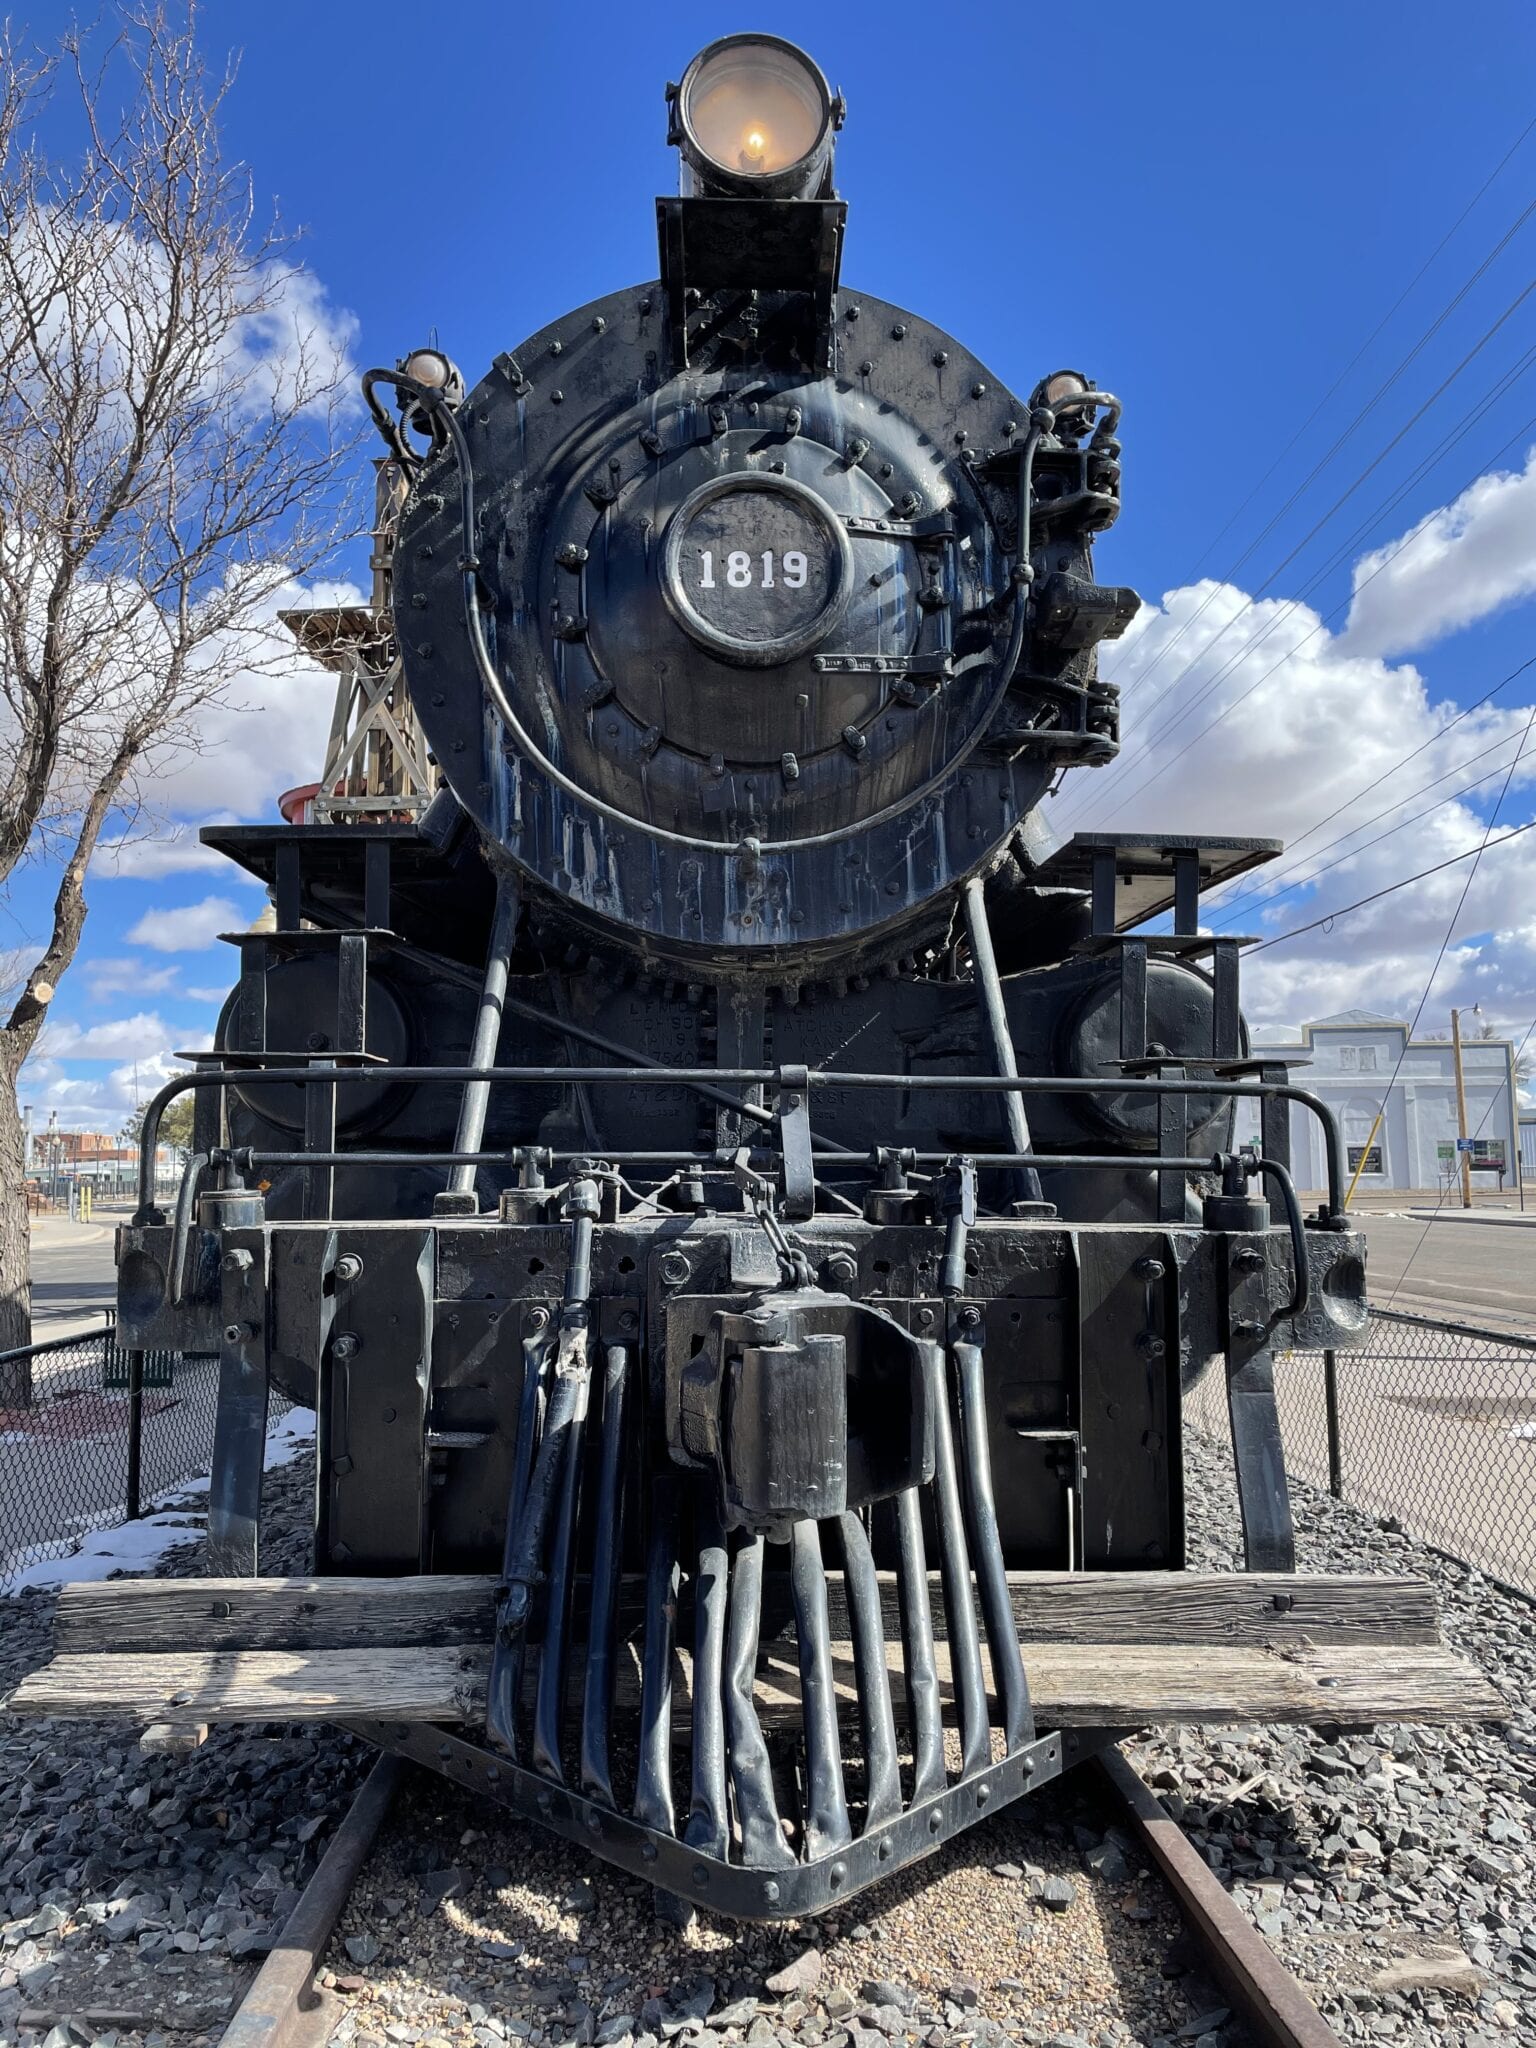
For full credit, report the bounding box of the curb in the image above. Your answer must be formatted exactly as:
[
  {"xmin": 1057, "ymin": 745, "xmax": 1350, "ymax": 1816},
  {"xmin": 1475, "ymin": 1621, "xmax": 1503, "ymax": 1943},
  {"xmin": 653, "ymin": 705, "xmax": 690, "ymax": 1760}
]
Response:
[{"xmin": 1403, "ymin": 1207, "xmax": 1536, "ymax": 1230}]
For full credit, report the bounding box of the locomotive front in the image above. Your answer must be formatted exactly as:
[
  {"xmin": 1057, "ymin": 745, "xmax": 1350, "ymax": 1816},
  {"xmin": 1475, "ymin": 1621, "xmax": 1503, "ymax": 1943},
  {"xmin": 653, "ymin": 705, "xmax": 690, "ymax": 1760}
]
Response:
[
  {"xmin": 16, "ymin": 34, "xmax": 1490, "ymax": 1929},
  {"xmin": 382, "ymin": 30, "xmax": 1129, "ymax": 976}
]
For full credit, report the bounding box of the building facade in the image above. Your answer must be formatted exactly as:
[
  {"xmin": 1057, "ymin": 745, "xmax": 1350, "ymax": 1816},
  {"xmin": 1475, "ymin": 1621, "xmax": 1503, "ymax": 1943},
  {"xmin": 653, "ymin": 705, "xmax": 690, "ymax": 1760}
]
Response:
[{"xmin": 1233, "ymin": 1009, "xmax": 1521, "ymax": 1196}]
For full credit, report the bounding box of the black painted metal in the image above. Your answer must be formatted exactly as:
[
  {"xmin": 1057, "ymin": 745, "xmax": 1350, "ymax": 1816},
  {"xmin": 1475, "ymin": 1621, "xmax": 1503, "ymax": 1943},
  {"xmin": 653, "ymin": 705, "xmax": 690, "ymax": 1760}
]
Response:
[
  {"xmin": 920, "ymin": 1339, "xmax": 990, "ymax": 1777},
  {"xmin": 349, "ymin": 1716, "xmax": 1067, "ymax": 1921},
  {"xmin": 723, "ymin": 1531, "xmax": 794, "ymax": 1868},
  {"xmin": 891, "ymin": 1487, "xmax": 946, "ymax": 1800},
  {"xmin": 579, "ymin": 1342, "xmax": 630, "ymax": 1804},
  {"xmin": 951, "ymin": 1333, "xmax": 1035, "ymax": 1750},
  {"xmin": 88, "ymin": 33, "xmax": 1386, "ymax": 1925},
  {"xmin": 837, "ymin": 1509, "xmax": 903, "ymax": 1827}
]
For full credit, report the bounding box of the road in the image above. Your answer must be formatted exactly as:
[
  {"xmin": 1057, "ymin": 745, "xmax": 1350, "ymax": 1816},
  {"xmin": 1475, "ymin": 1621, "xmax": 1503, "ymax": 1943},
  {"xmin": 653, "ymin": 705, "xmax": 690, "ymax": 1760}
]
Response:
[
  {"xmin": 1361, "ymin": 1213, "xmax": 1536, "ymax": 1336},
  {"xmin": 26, "ymin": 1212, "xmax": 119, "ymax": 1340}
]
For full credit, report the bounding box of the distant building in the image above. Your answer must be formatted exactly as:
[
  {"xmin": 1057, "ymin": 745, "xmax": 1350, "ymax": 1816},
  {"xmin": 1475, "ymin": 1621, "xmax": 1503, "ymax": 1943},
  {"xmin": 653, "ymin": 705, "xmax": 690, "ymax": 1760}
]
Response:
[{"xmin": 1234, "ymin": 1009, "xmax": 1521, "ymax": 1195}]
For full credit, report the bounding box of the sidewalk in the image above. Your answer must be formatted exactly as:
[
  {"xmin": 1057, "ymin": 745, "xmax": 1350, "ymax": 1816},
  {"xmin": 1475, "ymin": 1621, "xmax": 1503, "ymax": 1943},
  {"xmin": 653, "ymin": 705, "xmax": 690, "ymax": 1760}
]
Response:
[
  {"xmin": 27, "ymin": 1212, "xmax": 112, "ymax": 1250},
  {"xmin": 1405, "ymin": 1206, "xmax": 1536, "ymax": 1229}
]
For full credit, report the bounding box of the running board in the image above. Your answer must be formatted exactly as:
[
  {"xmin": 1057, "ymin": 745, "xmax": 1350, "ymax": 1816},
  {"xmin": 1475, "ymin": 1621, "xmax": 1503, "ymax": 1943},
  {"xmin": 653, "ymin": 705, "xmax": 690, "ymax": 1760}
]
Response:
[{"xmin": 6, "ymin": 1570, "xmax": 1504, "ymax": 1730}]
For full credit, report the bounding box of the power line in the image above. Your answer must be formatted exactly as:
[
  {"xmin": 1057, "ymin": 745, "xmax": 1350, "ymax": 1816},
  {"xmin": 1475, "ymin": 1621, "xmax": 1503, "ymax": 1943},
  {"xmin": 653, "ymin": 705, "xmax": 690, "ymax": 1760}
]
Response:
[
  {"xmin": 1313, "ymin": 702, "xmax": 1536, "ymax": 1212},
  {"xmin": 1078, "ymin": 313, "xmax": 1536, "ymax": 825},
  {"xmin": 1205, "ymin": 651, "xmax": 1536, "ymax": 921},
  {"xmin": 1384, "ymin": 1008, "xmax": 1536, "ymax": 1301},
  {"xmin": 1064, "ymin": 342, "xmax": 1536, "ymax": 835},
  {"xmin": 1066, "ymin": 399, "xmax": 1536, "ymax": 829},
  {"xmin": 1184, "ymin": 112, "xmax": 1536, "ymax": 584},
  {"xmin": 1209, "ymin": 725, "xmax": 1534, "ymax": 930},
  {"xmin": 1122, "ymin": 181, "xmax": 1536, "ymax": 706},
  {"xmin": 1249, "ymin": 817, "xmax": 1536, "ymax": 955}
]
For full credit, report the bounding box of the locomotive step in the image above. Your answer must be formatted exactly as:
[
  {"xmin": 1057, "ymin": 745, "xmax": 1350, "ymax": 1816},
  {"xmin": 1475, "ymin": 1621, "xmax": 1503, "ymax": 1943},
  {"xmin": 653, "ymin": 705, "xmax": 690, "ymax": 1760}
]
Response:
[{"xmin": 8, "ymin": 1571, "xmax": 1503, "ymax": 1732}]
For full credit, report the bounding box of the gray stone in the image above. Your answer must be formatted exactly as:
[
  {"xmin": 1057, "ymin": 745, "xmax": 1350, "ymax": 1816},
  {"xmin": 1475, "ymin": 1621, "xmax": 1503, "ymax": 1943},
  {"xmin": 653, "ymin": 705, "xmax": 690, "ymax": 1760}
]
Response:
[
  {"xmin": 1038, "ymin": 1877, "xmax": 1076, "ymax": 1913},
  {"xmin": 1369, "ymin": 1953, "xmax": 1483, "ymax": 1997},
  {"xmin": 765, "ymin": 1952, "xmax": 822, "ymax": 1999},
  {"xmin": 345, "ymin": 1933, "xmax": 382, "ymax": 1966},
  {"xmin": 858, "ymin": 1985, "xmax": 912, "ymax": 2015}
]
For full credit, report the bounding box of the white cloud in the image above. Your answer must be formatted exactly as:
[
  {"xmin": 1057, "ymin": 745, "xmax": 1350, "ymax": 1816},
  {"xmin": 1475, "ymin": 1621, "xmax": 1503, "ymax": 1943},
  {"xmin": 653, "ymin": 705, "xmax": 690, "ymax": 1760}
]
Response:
[
  {"xmin": 129, "ymin": 575, "xmax": 362, "ymax": 821},
  {"xmin": 1063, "ymin": 456, "xmax": 1536, "ymax": 1041},
  {"xmin": 184, "ymin": 984, "xmax": 234, "ymax": 1005},
  {"xmin": 85, "ymin": 958, "xmax": 179, "ymax": 999},
  {"xmin": 40, "ymin": 1011, "xmax": 176, "ymax": 1060},
  {"xmin": 92, "ymin": 818, "xmax": 258, "ymax": 881},
  {"xmin": 1340, "ymin": 444, "xmax": 1536, "ymax": 660},
  {"xmin": 17, "ymin": 1048, "xmax": 186, "ymax": 1125},
  {"xmin": 125, "ymin": 896, "xmax": 247, "ymax": 953}
]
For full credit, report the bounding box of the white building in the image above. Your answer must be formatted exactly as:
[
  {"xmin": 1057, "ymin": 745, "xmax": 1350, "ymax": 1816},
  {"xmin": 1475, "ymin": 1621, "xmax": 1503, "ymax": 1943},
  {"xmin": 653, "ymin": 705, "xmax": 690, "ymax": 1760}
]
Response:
[{"xmin": 1233, "ymin": 1009, "xmax": 1521, "ymax": 1196}]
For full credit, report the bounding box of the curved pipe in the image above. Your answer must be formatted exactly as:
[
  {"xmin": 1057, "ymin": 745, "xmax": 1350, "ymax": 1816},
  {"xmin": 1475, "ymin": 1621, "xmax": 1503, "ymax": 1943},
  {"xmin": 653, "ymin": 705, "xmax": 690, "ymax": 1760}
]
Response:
[{"xmin": 1255, "ymin": 1155, "xmax": 1312, "ymax": 1328}]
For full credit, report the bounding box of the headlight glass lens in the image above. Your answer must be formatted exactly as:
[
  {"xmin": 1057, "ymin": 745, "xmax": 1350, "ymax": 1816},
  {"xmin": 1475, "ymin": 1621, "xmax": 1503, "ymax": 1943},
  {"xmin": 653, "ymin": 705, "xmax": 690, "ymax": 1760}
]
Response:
[{"xmin": 685, "ymin": 42, "xmax": 825, "ymax": 176}]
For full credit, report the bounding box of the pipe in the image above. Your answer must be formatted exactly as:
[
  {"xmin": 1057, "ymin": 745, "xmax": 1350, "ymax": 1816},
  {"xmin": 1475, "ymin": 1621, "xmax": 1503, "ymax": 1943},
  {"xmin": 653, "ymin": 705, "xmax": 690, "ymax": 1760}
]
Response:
[
  {"xmin": 447, "ymin": 877, "xmax": 520, "ymax": 1200},
  {"xmin": 133, "ymin": 1065, "xmax": 1349, "ymax": 1218},
  {"xmin": 962, "ymin": 875, "xmax": 1043, "ymax": 1203}
]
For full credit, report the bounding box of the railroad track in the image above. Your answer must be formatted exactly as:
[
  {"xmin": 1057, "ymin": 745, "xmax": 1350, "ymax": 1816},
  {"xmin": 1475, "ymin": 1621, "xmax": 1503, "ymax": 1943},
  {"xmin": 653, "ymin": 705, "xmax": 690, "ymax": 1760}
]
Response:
[{"xmin": 221, "ymin": 1741, "xmax": 1344, "ymax": 2048}]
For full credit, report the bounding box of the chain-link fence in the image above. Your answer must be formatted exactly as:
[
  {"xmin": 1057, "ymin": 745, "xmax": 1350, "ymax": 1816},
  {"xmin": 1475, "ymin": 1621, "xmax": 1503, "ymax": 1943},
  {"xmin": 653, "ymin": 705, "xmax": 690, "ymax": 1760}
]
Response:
[
  {"xmin": 0, "ymin": 1323, "xmax": 289, "ymax": 1588},
  {"xmin": 1185, "ymin": 1307, "xmax": 1536, "ymax": 1598}
]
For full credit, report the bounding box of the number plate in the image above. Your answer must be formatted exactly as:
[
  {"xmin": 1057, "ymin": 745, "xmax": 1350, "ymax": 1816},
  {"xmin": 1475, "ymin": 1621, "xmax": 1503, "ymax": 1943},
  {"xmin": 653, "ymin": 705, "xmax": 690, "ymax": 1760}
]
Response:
[{"xmin": 661, "ymin": 473, "xmax": 852, "ymax": 666}]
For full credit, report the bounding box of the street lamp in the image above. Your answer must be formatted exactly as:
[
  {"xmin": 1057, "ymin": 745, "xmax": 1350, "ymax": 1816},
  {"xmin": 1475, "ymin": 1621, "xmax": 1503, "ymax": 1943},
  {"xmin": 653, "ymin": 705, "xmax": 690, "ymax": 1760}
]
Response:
[{"xmin": 1450, "ymin": 1004, "xmax": 1481, "ymax": 1211}]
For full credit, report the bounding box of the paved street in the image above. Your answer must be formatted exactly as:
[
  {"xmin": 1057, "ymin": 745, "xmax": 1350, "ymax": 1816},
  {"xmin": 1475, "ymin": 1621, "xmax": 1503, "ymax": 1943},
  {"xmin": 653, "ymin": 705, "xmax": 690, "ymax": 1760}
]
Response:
[
  {"xmin": 26, "ymin": 1210, "xmax": 119, "ymax": 1341},
  {"xmin": 1362, "ymin": 1211, "xmax": 1536, "ymax": 1336}
]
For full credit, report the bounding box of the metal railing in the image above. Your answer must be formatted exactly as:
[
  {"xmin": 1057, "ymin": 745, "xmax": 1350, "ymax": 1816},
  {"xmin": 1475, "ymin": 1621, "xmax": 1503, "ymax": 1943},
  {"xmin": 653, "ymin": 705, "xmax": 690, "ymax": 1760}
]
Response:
[
  {"xmin": 0, "ymin": 1323, "xmax": 287, "ymax": 1588},
  {"xmin": 1185, "ymin": 1308, "xmax": 1536, "ymax": 1599}
]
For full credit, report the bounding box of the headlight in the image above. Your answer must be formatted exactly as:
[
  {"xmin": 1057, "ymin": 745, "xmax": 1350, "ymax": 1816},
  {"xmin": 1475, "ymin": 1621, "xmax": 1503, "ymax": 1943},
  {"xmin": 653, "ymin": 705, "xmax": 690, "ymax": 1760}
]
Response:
[{"xmin": 674, "ymin": 36, "xmax": 839, "ymax": 198}]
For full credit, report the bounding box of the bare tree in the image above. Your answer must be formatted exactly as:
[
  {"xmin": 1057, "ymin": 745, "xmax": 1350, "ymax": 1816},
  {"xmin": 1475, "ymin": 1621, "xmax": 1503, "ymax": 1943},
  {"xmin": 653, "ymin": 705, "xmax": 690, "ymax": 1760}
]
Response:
[{"xmin": 0, "ymin": 4, "xmax": 362, "ymax": 1354}]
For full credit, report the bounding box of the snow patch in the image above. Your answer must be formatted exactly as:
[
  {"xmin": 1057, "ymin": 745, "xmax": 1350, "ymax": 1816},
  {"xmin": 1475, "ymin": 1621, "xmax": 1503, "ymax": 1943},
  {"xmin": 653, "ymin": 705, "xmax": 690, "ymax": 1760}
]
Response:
[
  {"xmin": 266, "ymin": 1405, "xmax": 315, "ymax": 1470},
  {"xmin": 7, "ymin": 1509, "xmax": 206, "ymax": 1589},
  {"xmin": 4, "ymin": 1404, "xmax": 316, "ymax": 1589}
]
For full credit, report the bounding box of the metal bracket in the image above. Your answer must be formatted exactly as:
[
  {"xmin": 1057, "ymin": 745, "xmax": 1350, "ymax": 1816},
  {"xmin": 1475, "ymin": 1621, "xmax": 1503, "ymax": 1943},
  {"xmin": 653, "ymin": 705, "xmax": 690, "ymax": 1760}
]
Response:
[
  {"xmin": 776, "ymin": 1065, "xmax": 815, "ymax": 1221},
  {"xmin": 811, "ymin": 651, "xmax": 952, "ymax": 678},
  {"xmin": 842, "ymin": 512, "xmax": 956, "ymax": 541}
]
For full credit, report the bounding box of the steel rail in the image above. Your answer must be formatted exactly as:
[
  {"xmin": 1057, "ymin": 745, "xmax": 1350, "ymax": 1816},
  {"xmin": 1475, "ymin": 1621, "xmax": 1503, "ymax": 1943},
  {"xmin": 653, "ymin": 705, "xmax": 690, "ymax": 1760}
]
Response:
[
  {"xmin": 134, "ymin": 1064, "xmax": 1344, "ymax": 1214},
  {"xmin": 220, "ymin": 1753, "xmax": 402, "ymax": 2048},
  {"xmin": 1095, "ymin": 1747, "xmax": 1343, "ymax": 2048}
]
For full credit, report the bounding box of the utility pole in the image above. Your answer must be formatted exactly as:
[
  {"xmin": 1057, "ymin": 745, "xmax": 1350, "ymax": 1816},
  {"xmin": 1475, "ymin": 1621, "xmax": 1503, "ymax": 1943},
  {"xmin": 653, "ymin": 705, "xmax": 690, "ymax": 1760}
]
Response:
[{"xmin": 1450, "ymin": 1004, "xmax": 1479, "ymax": 1210}]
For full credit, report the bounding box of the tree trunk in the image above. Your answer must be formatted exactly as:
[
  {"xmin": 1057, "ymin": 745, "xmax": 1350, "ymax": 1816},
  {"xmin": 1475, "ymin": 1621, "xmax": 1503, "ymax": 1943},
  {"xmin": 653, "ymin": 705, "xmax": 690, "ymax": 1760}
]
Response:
[{"xmin": 0, "ymin": 1052, "xmax": 34, "ymax": 1401}]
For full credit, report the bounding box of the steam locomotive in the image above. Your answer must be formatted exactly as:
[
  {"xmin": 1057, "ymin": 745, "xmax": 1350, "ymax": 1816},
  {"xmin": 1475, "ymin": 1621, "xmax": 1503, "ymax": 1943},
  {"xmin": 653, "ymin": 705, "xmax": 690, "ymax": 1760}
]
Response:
[{"xmin": 23, "ymin": 34, "xmax": 1481, "ymax": 1925}]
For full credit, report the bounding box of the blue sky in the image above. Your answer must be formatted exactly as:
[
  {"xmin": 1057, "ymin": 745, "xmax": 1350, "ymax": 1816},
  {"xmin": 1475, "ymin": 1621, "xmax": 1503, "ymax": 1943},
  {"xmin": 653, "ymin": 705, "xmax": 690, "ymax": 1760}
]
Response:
[{"xmin": 10, "ymin": 0, "xmax": 1536, "ymax": 1127}]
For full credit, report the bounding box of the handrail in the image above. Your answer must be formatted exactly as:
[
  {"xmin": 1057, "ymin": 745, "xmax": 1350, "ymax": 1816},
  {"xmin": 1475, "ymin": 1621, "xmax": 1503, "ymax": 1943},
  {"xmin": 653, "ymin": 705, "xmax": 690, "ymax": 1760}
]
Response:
[{"xmin": 134, "ymin": 1061, "xmax": 1346, "ymax": 1220}]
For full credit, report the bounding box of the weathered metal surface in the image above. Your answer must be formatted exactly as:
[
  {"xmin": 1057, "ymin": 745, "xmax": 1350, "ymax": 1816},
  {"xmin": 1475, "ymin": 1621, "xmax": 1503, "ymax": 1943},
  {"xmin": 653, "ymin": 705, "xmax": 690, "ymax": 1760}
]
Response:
[{"xmin": 43, "ymin": 30, "xmax": 1466, "ymax": 1927}]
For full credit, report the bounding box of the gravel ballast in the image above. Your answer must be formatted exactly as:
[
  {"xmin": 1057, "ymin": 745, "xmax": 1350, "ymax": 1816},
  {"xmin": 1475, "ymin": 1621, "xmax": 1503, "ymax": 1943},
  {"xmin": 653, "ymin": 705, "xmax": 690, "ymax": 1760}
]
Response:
[{"xmin": 0, "ymin": 1415, "xmax": 1530, "ymax": 2048}]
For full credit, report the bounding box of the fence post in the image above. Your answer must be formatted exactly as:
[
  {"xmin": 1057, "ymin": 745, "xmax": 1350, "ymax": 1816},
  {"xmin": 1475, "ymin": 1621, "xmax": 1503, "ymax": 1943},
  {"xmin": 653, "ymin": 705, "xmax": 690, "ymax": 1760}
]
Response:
[
  {"xmin": 125, "ymin": 1348, "xmax": 145, "ymax": 1521},
  {"xmin": 1323, "ymin": 1348, "xmax": 1343, "ymax": 1499}
]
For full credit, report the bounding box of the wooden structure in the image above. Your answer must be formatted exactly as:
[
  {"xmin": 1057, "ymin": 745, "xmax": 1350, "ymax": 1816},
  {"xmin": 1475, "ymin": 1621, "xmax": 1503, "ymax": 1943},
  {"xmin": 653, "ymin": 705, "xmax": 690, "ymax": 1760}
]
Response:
[
  {"xmin": 12, "ymin": 1570, "xmax": 1503, "ymax": 1734},
  {"xmin": 281, "ymin": 461, "xmax": 437, "ymax": 825}
]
